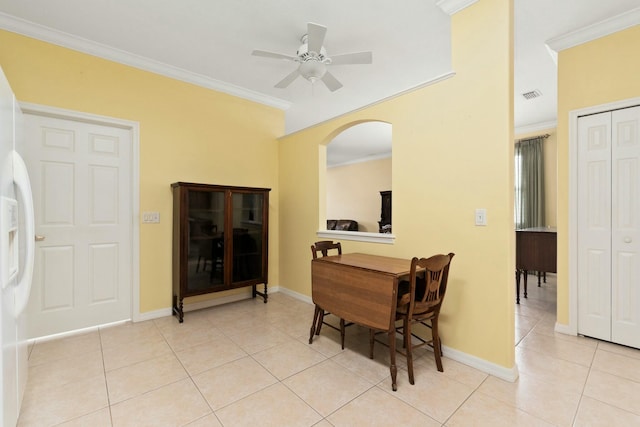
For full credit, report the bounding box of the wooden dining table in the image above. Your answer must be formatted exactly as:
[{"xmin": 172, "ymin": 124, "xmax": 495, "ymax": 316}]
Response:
[{"xmin": 310, "ymin": 252, "xmax": 413, "ymax": 391}]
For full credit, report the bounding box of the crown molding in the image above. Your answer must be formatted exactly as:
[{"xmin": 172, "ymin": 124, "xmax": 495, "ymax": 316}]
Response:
[
  {"xmin": 515, "ymin": 120, "xmax": 557, "ymax": 136},
  {"xmin": 436, "ymin": 0, "xmax": 479, "ymax": 16},
  {"xmin": 546, "ymin": 7, "xmax": 640, "ymax": 52},
  {"xmin": 0, "ymin": 12, "xmax": 291, "ymax": 110}
]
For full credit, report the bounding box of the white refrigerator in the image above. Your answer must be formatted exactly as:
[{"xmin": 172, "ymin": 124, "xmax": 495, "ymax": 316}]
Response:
[{"xmin": 0, "ymin": 67, "xmax": 35, "ymax": 427}]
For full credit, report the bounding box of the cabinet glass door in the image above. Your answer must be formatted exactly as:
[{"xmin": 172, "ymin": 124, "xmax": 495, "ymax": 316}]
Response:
[
  {"xmin": 231, "ymin": 192, "xmax": 264, "ymax": 282},
  {"xmin": 187, "ymin": 189, "xmax": 225, "ymax": 292}
]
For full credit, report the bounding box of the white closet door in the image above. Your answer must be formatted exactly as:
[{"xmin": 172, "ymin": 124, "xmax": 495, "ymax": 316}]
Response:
[
  {"xmin": 577, "ymin": 111, "xmax": 612, "ymax": 341},
  {"xmin": 611, "ymin": 106, "xmax": 640, "ymax": 348}
]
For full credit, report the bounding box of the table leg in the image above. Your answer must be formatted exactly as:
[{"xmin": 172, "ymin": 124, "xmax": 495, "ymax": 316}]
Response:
[{"xmin": 388, "ymin": 329, "xmax": 397, "ymax": 391}]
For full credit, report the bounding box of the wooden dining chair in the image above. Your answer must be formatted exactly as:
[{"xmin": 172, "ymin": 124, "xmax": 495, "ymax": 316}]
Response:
[
  {"xmin": 309, "ymin": 241, "xmax": 350, "ymax": 349},
  {"xmin": 370, "ymin": 252, "xmax": 454, "ymax": 385}
]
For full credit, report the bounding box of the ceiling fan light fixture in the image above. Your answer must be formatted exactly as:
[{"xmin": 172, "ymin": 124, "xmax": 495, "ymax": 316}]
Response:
[{"xmin": 299, "ymin": 60, "xmax": 327, "ymax": 82}]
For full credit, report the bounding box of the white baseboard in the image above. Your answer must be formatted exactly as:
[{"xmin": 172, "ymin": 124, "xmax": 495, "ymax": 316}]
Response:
[
  {"xmin": 277, "ymin": 286, "xmax": 313, "ymax": 305},
  {"xmin": 442, "ymin": 345, "xmax": 519, "ymax": 382},
  {"xmin": 554, "ymin": 322, "xmax": 576, "ymax": 336}
]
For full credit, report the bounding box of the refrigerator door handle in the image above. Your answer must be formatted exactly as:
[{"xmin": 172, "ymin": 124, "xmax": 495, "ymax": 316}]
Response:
[{"xmin": 12, "ymin": 150, "xmax": 35, "ymax": 316}]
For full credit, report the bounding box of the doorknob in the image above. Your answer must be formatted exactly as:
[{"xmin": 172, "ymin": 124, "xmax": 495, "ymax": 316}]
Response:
[
  {"xmin": 624, "ymin": 237, "xmax": 632, "ymax": 243},
  {"xmin": 35, "ymin": 235, "xmax": 45, "ymax": 242}
]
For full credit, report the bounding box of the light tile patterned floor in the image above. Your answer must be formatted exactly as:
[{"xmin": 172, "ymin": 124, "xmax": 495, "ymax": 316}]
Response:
[{"xmin": 18, "ymin": 275, "xmax": 640, "ymax": 426}]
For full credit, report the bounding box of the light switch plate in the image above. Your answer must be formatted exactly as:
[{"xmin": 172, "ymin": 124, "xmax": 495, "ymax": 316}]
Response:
[
  {"xmin": 475, "ymin": 208, "xmax": 487, "ymax": 226},
  {"xmin": 142, "ymin": 211, "xmax": 160, "ymax": 223}
]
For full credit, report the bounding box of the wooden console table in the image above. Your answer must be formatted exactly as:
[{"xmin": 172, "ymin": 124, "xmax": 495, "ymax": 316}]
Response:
[
  {"xmin": 310, "ymin": 253, "xmax": 412, "ymax": 391},
  {"xmin": 516, "ymin": 227, "xmax": 557, "ymax": 304}
]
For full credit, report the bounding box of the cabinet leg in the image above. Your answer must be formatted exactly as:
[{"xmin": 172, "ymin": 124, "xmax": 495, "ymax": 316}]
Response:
[
  {"xmin": 172, "ymin": 296, "xmax": 184, "ymax": 323},
  {"xmin": 252, "ymin": 283, "xmax": 269, "ymax": 303}
]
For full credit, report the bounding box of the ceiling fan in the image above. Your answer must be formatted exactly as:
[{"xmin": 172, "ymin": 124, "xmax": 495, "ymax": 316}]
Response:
[{"xmin": 252, "ymin": 22, "xmax": 373, "ymax": 92}]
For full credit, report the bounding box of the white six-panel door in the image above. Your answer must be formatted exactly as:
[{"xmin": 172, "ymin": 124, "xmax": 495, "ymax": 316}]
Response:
[
  {"xmin": 23, "ymin": 114, "xmax": 132, "ymax": 338},
  {"xmin": 611, "ymin": 107, "xmax": 640, "ymax": 348},
  {"xmin": 577, "ymin": 105, "xmax": 640, "ymax": 349}
]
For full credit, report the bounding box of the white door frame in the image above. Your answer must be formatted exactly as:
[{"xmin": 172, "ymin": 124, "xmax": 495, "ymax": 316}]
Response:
[
  {"xmin": 568, "ymin": 96, "xmax": 640, "ymax": 335},
  {"xmin": 19, "ymin": 102, "xmax": 141, "ymax": 324}
]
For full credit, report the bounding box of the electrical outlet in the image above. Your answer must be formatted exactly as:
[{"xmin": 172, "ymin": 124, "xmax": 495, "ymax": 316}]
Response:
[
  {"xmin": 475, "ymin": 208, "xmax": 487, "ymax": 226},
  {"xmin": 142, "ymin": 211, "xmax": 160, "ymax": 223}
]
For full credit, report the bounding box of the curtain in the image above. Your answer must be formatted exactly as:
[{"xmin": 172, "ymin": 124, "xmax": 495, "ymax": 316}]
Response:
[{"xmin": 515, "ymin": 136, "xmax": 545, "ymax": 229}]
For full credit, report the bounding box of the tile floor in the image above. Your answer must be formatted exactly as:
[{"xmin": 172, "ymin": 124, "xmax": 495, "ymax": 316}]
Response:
[{"xmin": 18, "ymin": 275, "xmax": 640, "ymax": 426}]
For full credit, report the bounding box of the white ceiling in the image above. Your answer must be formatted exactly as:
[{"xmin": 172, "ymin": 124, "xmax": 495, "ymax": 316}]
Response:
[{"xmin": 0, "ymin": 0, "xmax": 638, "ymax": 163}]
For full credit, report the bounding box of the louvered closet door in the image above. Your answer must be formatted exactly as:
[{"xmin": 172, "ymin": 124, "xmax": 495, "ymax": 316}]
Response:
[{"xmin": 577, "ymin": 105, "xmax": 640, "ymax": 349}]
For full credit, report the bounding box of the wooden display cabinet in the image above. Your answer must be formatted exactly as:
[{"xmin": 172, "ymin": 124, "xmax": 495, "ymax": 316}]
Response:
[{"xmin": 171, "ymin": 182, "xmax": 270, "ymax": 322}]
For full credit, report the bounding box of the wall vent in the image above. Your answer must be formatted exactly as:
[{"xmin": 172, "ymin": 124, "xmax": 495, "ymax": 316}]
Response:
[{"xmin": 522, "ymin": 90, "xmax": 542, "ymax": 100}]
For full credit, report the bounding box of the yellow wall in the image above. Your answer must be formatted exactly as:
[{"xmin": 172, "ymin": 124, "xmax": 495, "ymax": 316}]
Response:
[
  {"xmin": 0, "ymin": 30, "xmax": 284, "ymax": 313},
  {"xmin": 279, "ymin": 0, "xmax": 515, "ymax": 367},
  {"xmin": 515, "ymin": 128, "xmax": 557, "ymax": 226},
  {"xmin": 326, "ymin": 157, "xmax": 391, "ymax": 232},
  {"xmin": 556, "ymin": 25, "xmax": 640, "ymax": 325}
]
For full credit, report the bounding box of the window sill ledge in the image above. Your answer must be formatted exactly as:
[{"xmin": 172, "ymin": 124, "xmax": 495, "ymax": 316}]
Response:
[{"xmin": 316, "ymin": 230, "xmax": 395, "ymax": 244}]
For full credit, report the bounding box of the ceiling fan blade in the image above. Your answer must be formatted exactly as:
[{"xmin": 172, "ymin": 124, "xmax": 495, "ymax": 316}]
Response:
[
  {"xmin": 252, "ymin": 49, "xmax": 297, "ymax": 61},
  {"xmin": 275, "ymin": 69, "xmax": 300, "ymax": 88},
  {"xmin": 321, "ymin": 71, "xmax": 343, "ymax": 92},
  {"xmin": 330, "ymin": 51, "xmax": 373, "ymax": 65},
  {"xmin": 307, "ymin": 23, "xmax": 327, "ymax": 54}
]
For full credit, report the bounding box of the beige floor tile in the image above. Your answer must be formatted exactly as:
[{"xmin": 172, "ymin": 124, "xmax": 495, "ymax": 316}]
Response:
[
  {"xmin": 591, "ymin": 348, "xmax": 640, "ymax": 383},
  {"xmin": 515, "ymin": 346, "xmax": 589, "ymax": 394},
  {"xmin": 192, "ymin": 356, "xmax": 278, "ymax": 410},
  {"xmin": 516, "ymin": 313, "xmax": 540, "ymax": 332},
  {"xmin": 378, "ymin": 365, "xmax": 475, "ymax": 423},
  {"xmin": 28, "ymin": 331, "xmax": 102, "ymax": 366},
  {"xmin": 414, "ymin": 354, "xmax": 489, "ymax": 389},
  {"xmin": 102, "ymin": 336, "xmax": 174, "ymax": 371},
  {"xmin": 227, "ymin": 324, "xmax": 294, "ymax": 354},
  {"xmin": 160, "ymin": 321, "xmax": 226, "ymax": 351},
  {"xmin": 446, "ymin": 392, "xmax": 554, "ymax": 426},
  {"xmin": 477, "ymin": 372, "xmax": 581, "ymax": 426},
  {"xmin": 328, "ymin": 386, "xmax": 441, "ymax": 427},
  {"xmin": 253, "ymin": 339, "xmax": 327, "ymax": 380},
  {"xmin": 175, "ymin": 335, "xmax": 247, "ymax": 376},
  {"xmin": 100, "ymin": 319, "xmax": 164, "ymax": 349},
  {"xmin": 583, "ymin": 369, "xmax": 640, "ymax": 416},
  {"xmin": 302, "ymin": 327, "xmax": 347, "ymax": 358},
  {"xmin": 106, "ymin": 354, "xmax": 188, "ymax": 403},
  {"xmin": 330, "ymin": 343, "xmax": 395, "ymax": 385},
  {"xmin": 597, "ymin": 341, "xmax": 640, "ymax": 360},
  {"xmin": 283, "ymin": 359, "xmax": 373, "ymax": 417},
  {"xmin": 573, "ymin": 395, "xmax": 640, "ymax": 427},
  {"xmin": 215, "ymin": 383, "xmax": 322, "ymax": 427},
  {"xmin": 110, "ymin": 378, "xmax": 211, "ymax": 427},
  {"xmin": 184, "ymin": 413, "xmax": 223, "ymax": 427},
  {"xmin": 27, "ymin": 349, "xmax": 104, "ymax": 393},
  {"xmin": 518, "ymin": 332, "xmax": 597, "ymax": 366},
  {"xmin": 18, "ymin": 374, "xmax": 108, "ymax": 426},
  {"xmin": 54, "ymin": 408, "xmax": 112, "ymax": 427}
]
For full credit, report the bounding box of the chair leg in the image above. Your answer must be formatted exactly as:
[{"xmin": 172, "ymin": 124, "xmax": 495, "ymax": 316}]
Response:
[
  {"xmin": 340, "ymin": 318, "xmax": 345, "ymax": 350},
  {"xmin": 432, "ymin": 317, "xmax": 443, "ymax": 372},
  {"xmin": 405, "ymin": 317, "xmax": 415, "ymax": 385},
  {"xmin": 309, "ymin": 305, "xmax": 322, "ymax": 344}
]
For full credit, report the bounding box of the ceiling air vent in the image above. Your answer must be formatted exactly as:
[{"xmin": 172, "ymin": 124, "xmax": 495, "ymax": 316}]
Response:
[{"xmin": 522, "ymin": 90, "xmax": 542, "ymax": 100}]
